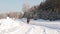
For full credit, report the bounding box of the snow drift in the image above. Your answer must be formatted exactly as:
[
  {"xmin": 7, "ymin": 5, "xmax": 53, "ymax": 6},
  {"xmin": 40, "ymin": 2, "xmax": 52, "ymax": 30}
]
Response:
[{"xmin": 0, "ymin": 17, "xmax": 60, "ymax": 34}]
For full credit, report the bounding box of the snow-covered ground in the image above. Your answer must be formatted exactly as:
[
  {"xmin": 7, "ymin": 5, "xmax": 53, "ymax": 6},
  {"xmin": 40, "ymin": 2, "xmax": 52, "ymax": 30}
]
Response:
[
  {"xmin": 20, "ymin": 18, "xmax": 60, "ymax": 29},
  {"xmin": 0, "ymin": 17, "xmax": 60, "ymax": 34}
]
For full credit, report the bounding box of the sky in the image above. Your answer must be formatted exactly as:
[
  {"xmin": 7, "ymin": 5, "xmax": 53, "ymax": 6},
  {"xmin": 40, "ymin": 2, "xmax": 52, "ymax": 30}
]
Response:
[{"xmin": 0, "ymin": 0, "xmax": 45, "ymax": 13}]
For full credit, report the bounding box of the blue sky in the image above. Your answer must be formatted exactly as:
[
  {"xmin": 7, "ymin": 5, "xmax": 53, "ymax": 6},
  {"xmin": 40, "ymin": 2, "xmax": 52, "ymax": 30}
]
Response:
[{"xmin": 0, "ymin": 0, "xmax": 44, "ymax": 13}]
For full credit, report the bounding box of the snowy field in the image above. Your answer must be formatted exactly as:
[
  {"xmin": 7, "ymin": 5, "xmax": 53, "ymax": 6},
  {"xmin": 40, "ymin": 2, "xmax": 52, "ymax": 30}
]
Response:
[
  {"xmin": 20, "ymin": 18, "xmax": 60, "ymax": 29},
  {"xmin": 0, "ymin": 17, "xmax": 60, "ymax": 34}
]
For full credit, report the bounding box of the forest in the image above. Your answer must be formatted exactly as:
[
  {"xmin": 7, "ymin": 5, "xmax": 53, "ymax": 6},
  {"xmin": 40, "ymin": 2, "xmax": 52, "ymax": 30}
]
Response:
[{"xmin": 23, "ymin": 0, "xmax": 60, "ymax": 21}]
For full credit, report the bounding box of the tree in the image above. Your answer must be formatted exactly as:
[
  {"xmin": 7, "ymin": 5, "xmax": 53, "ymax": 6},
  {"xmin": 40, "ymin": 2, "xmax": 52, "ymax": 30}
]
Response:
[{"xmin": 23, "ymin": 0, "xmax": 60, "ymax": 21}]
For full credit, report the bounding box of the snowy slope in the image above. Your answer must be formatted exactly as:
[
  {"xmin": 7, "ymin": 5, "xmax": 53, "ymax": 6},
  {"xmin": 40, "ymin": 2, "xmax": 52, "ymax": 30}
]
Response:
[
  {"xmin": 20, "ymin": 18, "xmax": 60, "ymax": 29},
  {"xmin": 0, "ymin": 17, "xmax": 60, "ymax": 34}
]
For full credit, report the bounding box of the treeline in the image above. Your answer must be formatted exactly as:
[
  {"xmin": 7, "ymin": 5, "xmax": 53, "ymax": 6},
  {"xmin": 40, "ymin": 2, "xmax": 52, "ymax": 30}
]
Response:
[
  {"xmin": 0, "ymin": 12, "xmax": 23, "ymax": 19},
  {"xmin": 23, "ymin": 0, "xmax": 60, "ymax": 21}
]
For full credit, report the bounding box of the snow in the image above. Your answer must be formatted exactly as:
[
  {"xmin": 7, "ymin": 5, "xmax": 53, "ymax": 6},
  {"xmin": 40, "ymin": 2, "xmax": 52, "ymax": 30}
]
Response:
[
  {"xmin": 0, "ymin": 17, "xmax": 60, "ymax": 34},
  {"xmin": 21, "ymin": 18, "xmax": 60, "ymax": 29}
]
